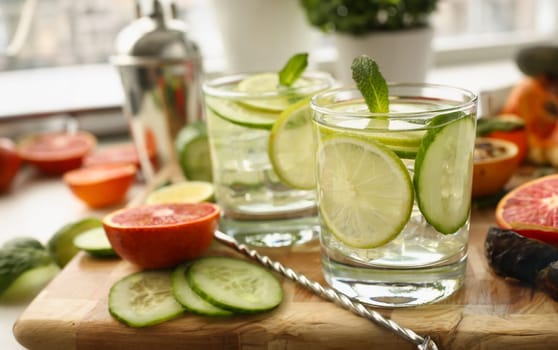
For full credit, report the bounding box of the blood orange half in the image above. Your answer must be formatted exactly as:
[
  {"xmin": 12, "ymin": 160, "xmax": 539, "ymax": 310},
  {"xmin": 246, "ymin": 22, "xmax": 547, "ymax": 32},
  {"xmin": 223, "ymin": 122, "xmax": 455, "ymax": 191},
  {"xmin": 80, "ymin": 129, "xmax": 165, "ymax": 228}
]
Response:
[
  {"xmin": 63, "ymin": 163, "xmax": 137, "ymax": 209},
  {"xmin": 495, "ymin": 174, "xmax": 558, "ymax": 245},
  {"xmin": 18, "ymin": 131, "xmax": 96, "ymax": 174},
  {"xmin": 103, "ymin": 203, "xmax": 220, "ymax": 269}
]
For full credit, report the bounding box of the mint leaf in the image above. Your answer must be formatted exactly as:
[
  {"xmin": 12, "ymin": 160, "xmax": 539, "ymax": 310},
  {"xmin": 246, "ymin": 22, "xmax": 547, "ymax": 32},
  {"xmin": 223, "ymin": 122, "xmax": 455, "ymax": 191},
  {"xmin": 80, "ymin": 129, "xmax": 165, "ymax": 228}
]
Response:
[
  {"xmin": 279, "ymin": 53, "xmax": 308, "ymax": 87},
  {"xmin": 351, "ymin": 55, "xmax": 389, "ymax": 113}
]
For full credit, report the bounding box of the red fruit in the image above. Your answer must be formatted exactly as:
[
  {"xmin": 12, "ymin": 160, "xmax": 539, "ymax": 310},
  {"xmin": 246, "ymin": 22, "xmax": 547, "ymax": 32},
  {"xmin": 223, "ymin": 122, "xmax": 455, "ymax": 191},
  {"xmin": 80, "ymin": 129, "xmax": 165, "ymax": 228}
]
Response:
[
  {"xmin": 495, "ymin": 174, "xmax": 558, "ymax": 245},
  {"xmin": 0, "ymin": 138, "xmax": 22, "ymax": 192},
  {"xmin": 103, "ymin": 202, "xmax": 220, "ymax": 269},
  {"xmin": 83, "ymin": 142, "xmax": 156, "ymax": 168},
  {"xmin": 18, "ymin": 131, "xmax": 96, "ymax": 175},
  {"xmin": 63, "ymin": 163, "xmax": 137, "ymax": 209}
]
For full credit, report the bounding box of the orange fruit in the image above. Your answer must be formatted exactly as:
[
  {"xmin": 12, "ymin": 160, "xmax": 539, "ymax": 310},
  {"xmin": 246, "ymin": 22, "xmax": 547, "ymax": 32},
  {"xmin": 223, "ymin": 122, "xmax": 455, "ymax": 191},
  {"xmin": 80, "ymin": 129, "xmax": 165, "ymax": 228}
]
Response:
[
  {"xmin": 495, "ymin": 174, "xmax": 558, "ymax": 245},
  {"xmin": 102, "ymin": 202, "xmax": 220, "ymax": 269},
  {"xmin": 18, "ymin": 131, "xmax": 96, "ymax": 175},
  {"xmin": 84, "ymin": 131, "xmax": 157, "ymax": 169},
  {"xmin": 472, "ymin": 137, "xmax": 520, "ymax": 198},
  {"xmin": 0, "ymin": 137, "xmax": 21, "ymax": 192},
  {"xmin": 63, "ymin": 163, "xmax": 137, "ymax": 208}
]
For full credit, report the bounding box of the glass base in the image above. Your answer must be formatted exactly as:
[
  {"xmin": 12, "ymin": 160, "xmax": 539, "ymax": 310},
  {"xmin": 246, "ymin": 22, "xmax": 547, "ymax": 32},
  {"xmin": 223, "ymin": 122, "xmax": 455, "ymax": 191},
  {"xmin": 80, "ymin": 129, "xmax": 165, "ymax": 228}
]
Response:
[
  {"xmin": 219, "ymin": 216, "xmax": 319, "ymax": 248},
  {"xmin": 322, "ymin": 255, "xmax": 467, "ymax": 308}
]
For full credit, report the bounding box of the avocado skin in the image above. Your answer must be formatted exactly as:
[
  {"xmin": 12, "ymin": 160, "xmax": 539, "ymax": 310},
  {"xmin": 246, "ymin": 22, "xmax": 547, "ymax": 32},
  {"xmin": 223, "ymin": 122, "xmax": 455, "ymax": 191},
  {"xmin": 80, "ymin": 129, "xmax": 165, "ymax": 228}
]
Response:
[{"xmin": 516, "ymin": 46, "xmax": 558, "ymax": 78}]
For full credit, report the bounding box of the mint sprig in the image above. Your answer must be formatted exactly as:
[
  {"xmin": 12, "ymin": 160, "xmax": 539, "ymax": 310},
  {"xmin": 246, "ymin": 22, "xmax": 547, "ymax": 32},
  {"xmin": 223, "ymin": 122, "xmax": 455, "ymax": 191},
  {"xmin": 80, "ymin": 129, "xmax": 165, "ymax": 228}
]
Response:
[
  {"xmin": 351, "ymin": 55, "xmax": 389, "ymax": 113},
  {"xmin": 279, "ymin": 53, "xmax": 308, "ymax": 87}
]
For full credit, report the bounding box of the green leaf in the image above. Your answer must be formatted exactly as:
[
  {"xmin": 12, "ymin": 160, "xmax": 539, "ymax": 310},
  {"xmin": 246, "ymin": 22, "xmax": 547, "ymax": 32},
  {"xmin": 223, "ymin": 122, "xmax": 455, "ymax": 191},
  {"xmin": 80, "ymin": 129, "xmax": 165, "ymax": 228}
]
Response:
[
  {"xmin": 278, "ymin": 53, "xmax": 308, "ymax": 87},
  {"xmin": 351, "ymin": 55, "xmax": 389, "ymax": 113}
]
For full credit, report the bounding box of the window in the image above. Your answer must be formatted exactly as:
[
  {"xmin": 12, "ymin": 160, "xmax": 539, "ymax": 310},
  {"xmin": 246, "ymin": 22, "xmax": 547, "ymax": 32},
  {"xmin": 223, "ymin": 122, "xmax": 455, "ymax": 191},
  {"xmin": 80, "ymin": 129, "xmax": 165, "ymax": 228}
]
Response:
[{"xmin": 0, "ymin": 0, "xmax": 557, "ymax": 70}]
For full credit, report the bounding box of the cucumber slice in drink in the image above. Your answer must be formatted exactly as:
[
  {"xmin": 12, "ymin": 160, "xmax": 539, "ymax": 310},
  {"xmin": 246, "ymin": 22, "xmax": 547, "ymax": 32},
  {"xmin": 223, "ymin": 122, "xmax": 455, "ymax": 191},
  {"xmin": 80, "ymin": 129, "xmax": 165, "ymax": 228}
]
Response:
[
  {"xmin": 268, "ymin": 98, "xmax": 316, "ymax": 189},
  {"xmin": 172, "ymin": 264, "xmax": 232, "ymax": 316},
  {"xmin": 109, "ymin": 270, "xmax": 184, "ymax": 328},
  {"xmin": 414, "ymin": 113, "xmax": 475, "ymax": 234},
  {"xmin": 187, "ymin": 257, "xmax": 283, "ymax": 313},
  {"xmin": 73, "ymin": 227, "xmax": 116, "ymax": 258},
  {"xmin": 317, "ymin": 134, "xmax": 414, "ymax": 248},
  {"xmin": 205, "ymin": 96, "xmax": 280, "ymax": 130}
]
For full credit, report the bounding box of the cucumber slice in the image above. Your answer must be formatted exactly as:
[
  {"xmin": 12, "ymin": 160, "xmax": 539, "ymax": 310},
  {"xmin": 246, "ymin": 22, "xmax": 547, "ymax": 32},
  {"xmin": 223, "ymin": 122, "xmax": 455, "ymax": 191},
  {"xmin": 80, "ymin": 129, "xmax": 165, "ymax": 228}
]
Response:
[
  {"xmin": 172, "ymin": 264, "xmax": 232, "ymax": 316},
  {"xmin": 414, "ymin": 112, "xmax": 476, "ymax": 234},
  {"xmin": 187, "ymin": 257, "xmax": 282, "ymax": 313},
  {"xmin": 205, "ymin": 96, "xmax": 280, "ymax": 130},
  {"xmin": 73, "ymin": 227, "xmax": 117, "ymax": 258},
  {"xmin": 109, "ymin": 271, "xmax": 184, "ymax": 327}
]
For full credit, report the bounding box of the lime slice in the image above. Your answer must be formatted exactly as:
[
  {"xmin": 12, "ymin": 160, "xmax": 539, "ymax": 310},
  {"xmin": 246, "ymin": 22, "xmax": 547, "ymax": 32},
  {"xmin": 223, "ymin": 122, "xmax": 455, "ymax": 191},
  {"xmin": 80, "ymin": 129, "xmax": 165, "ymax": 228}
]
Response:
[
  {"xmin": 175, "ymin": 121, "xmax": 213, "ymax": 182},
  {"xmin": 205, "ymin": 96, "xmax": 280, "ymax": 130},
  {"xmin": 317, "ymin": 135, "xmax": 413, "ymax": 248},
  {"xmin": 145, "ymin": 181, "xmax": 215, "ymax": 204},
  {"xmin": 47, "ymin": 217, "xmax": 103, "ymax": 267},
  {"xmin": 236, "ymin": 73, "xmax": 309, "ymax": 112},
  {"xmin": 414, "ymin": 113, "xmax": 475, "ymax": 234},
  {"xmin": 268, "ymin": 98, "xmax": 316, "ymax": 189},
  {"xmin": 73, "ymin": 227, "xmax": 117, "ymax": 258}
]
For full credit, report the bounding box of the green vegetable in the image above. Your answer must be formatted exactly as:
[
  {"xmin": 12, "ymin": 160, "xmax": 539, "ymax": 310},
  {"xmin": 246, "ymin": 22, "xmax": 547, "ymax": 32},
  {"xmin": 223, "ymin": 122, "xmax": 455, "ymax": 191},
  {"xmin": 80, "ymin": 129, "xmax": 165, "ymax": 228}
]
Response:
[
  {"xmin": 0, "ymin": 246, "xmax": 54, "ymax": 295},
  {"xmin": 351, "ymin": 55, "xmax": 389, "ymax": 113},
  {"xmin": 299, "ymin": 0, "xmax": 438, "ymax": 34},
  {"xmin": 47, "ymin": 217, "xmax": 103, "ymax": 267},
  {"xmin": 476, "ymin": 117, "xmax": 525, "ymax": 136},
  {"xmin": 3, "ymin": 237, "xmax": 45, "ymax": 250},
  {"xmin": 278, "ymin": 52, "xmax": 308, "ymax": 87}
]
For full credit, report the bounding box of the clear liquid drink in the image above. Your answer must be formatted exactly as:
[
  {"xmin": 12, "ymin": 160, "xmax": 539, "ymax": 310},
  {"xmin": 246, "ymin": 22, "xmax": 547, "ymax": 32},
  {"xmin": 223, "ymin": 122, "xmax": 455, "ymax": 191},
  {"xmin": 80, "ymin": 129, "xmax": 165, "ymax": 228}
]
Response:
[
  {"xmin": 312, "ymin": 84, "xmax": 477, "ymax": 307},
  {"xmin": 203, "ymin": 72, "xmax": 333, "ymax": 247}
]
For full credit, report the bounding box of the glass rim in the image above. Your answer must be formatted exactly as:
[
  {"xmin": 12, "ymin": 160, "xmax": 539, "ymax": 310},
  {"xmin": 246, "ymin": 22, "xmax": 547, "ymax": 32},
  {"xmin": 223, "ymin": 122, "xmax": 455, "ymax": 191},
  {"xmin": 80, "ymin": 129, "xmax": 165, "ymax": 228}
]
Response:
[
  {"xmin": 311, "ymin": 83, "xmax": 478, "ymax": 118},
  {"xmin": 202, "ymin": 71, "xmax": 335, "ymax": 99}
]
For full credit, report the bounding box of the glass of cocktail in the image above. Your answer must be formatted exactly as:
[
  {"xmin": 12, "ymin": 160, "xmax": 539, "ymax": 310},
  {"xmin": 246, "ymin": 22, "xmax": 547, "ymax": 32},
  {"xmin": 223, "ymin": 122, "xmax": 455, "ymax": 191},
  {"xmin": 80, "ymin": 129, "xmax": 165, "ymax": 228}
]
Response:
[
  {"xmin": 202, "ymin": 68, "xmax": 333, "ymax": 247},
  {"xmin": 311, "ymin": 82, "xmax": 477, "ymax": 307}
]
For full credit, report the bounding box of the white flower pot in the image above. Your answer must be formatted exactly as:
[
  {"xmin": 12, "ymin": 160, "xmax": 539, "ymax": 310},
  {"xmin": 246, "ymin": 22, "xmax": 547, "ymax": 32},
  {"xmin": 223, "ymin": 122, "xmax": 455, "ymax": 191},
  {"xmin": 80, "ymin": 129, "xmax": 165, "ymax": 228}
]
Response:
[
  {"xmin": 333, "ymin": 28, "xmax": 434, "ymax": 85},
  {"xmin": 209, "ymin": 0, "xmax": 318, "ymax": 73}
]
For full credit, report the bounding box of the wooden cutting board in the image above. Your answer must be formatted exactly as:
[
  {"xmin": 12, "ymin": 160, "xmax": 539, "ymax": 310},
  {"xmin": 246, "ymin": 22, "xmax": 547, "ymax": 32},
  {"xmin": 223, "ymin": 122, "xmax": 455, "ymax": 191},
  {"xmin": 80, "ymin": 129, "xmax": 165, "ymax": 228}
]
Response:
[{"xmin": 12, "ymin": 207, "xmax": 558, "ymax": 350}]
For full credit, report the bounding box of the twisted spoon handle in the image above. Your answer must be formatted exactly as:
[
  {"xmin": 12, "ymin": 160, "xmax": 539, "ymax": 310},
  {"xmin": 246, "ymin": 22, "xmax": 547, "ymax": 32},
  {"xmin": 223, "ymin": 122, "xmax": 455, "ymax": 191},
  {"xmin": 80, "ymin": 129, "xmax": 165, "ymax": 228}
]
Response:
[{"xmin": 214, "ymin": 230, "xmax": 439, "ymax": 350}]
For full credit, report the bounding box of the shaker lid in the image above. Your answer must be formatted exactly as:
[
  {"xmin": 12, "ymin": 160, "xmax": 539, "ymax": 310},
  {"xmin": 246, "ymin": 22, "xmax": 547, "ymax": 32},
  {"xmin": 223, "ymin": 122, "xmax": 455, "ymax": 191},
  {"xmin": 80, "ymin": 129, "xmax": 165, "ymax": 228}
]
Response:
[{"xmin": 112, "ymin": 0, "xmax": 199, "ymax": 65}]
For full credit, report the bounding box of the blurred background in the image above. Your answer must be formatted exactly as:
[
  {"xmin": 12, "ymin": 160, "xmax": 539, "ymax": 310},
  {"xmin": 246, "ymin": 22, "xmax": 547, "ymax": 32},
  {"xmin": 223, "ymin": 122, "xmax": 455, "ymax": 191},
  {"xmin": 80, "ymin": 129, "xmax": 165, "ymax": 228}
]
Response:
[{"xmin": 0, "ymin": 0, "xmax": 556, "ymax": 71}]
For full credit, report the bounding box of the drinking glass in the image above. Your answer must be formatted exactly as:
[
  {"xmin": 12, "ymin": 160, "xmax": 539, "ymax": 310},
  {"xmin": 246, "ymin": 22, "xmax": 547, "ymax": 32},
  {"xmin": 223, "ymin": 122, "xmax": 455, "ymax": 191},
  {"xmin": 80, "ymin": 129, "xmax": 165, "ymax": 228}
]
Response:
[
  {"xmin": 311, "ymin": 84, "xmax": 477, "ymax": 307},
  {"xmin": 203, "ymin": 71, "xmax": 333, "ymax": 247}
]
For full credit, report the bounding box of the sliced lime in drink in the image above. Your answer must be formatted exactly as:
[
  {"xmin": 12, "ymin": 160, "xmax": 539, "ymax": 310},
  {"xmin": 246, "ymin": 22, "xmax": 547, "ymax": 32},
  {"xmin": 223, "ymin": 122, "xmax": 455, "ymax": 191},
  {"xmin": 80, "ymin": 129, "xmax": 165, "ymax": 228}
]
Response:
[
  {"xmin": 369, "ymin": 130, "xmax": 425, "ymax": 159},
  {"xmin": 237, "ymin": 73, "xmax": 310, "ymax": 112},
  {"xmin": 268, "ymin": 98, "xmax": 316, "ymax": 189},
  {"xmin": 145, "ymin": 181, "xmax": 215, "ymax": 204},
  {"xmin": 414, "ymin": 113, "xmax": 475, "ymax": 234},
  {"xmin": 317, "ymin": 135, "xmax": 414, "ymax": 248},
  {"xmin": 206, "ymin": 96, "xmax": 280, "ymax": 130}
]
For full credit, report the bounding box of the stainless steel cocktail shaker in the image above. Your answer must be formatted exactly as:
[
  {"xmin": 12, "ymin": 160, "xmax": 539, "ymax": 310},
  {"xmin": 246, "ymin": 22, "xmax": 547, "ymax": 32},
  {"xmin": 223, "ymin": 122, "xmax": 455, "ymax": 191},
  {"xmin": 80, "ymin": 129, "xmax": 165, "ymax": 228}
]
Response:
[{"xmin": 112, "ymin": 0, "xmax": 203, "ymax": 181}]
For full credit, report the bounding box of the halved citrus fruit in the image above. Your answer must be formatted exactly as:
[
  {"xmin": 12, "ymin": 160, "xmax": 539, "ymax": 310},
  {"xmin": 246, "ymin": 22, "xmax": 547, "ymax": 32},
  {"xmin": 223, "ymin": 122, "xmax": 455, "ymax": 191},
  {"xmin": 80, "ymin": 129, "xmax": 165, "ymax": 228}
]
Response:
[
  {"xmin": 103, "ymin": 202, "xmax": 220, "ymax": 269},
  {"xmin": 63, "ymin": 163, "xmax": 137, "ymax": 208},
  {"xmin": 18, "ymin": 131, "xmax": 96, "ymax": 175},
  {"xmin": 495, "ymin": 174, "xmax": 558, "ymax": 245}
]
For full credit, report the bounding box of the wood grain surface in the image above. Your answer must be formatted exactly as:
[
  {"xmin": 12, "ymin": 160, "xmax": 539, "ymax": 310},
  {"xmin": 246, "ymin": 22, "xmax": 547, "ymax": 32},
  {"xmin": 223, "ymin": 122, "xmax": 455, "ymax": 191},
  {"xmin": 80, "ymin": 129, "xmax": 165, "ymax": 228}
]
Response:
[{"xmin": 12, "ymin": 171, "xmax": 558, "ymax": 350}]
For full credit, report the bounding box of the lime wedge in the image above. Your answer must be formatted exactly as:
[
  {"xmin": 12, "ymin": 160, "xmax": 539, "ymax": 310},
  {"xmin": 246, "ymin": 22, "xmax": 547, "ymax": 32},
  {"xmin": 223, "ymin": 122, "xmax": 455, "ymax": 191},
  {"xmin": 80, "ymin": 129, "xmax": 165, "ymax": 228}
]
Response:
[
  {"xmin": 73, "ymin": 227, "xmax": 117, "ymax": 258},
  {"xmin": 414, "ymin": 113, "xmax": 475, "ymax": 234},
  {"xmin": 268, "ymin": 98, "xmax": 316, "ymax": 189},
  {"xmin": 205, "ymin": 96, "xmax": 280, "ymax": 130},
  {"xmin": 317, "ymin": 135, "xmax": 413, "ymax": 248},
  {"xmin": 145, "ymin": 181, "xmax": 215, "ymax": 205},
  {"xmin": 236, "ymin": 73, "xmax": 310, "ymax": 112},
  {"xmin": 175, "ymin": 121, "xmax": 213, "ymax": 182},
  {"xmin": 47, "ymin": 217, "xmax": 103, "ymax": 267}
]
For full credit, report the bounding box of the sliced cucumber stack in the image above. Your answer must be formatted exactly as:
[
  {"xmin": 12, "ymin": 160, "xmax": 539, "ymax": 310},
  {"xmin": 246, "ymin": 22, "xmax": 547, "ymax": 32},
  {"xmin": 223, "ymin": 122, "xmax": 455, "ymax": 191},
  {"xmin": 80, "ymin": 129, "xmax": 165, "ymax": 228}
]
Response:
[
  {"xmin": 108, "ymin": 257, "xmax": 283, "ymax": 327},
  {"xmin": 172, "ymin": 264, "xmax": 232, "ymax": 316},
  {"xmin": 109, "ymin": 270, "xmax": 185, "ymax": 328},
  {"xmin": 414, "ymin": 112, "xmax": 476, "ymax": 234},
  {"xmin": 187, "ymin": 257, "xmax": 283, "ymax": 314}
]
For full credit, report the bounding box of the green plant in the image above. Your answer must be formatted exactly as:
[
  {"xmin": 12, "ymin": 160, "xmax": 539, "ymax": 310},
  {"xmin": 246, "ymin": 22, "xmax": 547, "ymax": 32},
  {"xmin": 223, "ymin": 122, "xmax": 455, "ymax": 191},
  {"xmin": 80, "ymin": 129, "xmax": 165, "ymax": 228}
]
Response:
[{"xmin": 300, "ymin": 0, "xmax": 438, "ymax": 35}]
